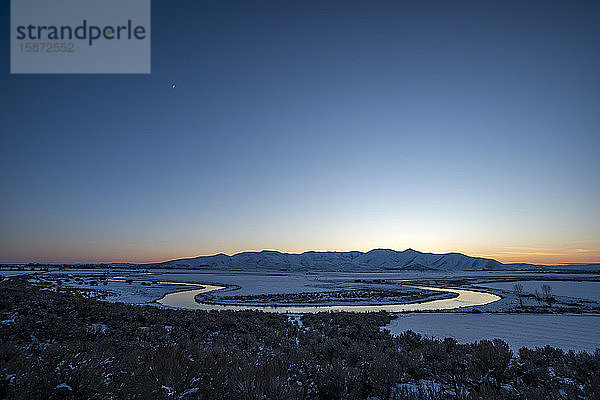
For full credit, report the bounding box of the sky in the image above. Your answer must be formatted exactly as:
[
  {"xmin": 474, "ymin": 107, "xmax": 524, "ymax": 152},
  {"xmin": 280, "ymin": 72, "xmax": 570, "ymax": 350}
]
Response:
[{"xmin": 1, "ymin": 1, "xmax": 599, "ymax": 265}]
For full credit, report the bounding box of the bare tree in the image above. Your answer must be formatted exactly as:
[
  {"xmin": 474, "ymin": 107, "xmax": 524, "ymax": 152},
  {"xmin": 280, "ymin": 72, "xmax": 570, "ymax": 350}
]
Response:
[
  {"xmin": 513, "ymin": 283, "xmax": 524, "ymax": 308},
  {"xmin": 541, "ymin": 284, "xmax": 554, "ymax": 307},
  {"xmin": 534, "ymin": 289, "xmax": 542, "ymax": 306}
]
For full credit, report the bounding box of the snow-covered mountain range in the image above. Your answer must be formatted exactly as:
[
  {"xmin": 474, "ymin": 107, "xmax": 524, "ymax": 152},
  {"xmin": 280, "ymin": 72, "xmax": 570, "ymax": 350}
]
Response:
[{"xmin": 149, "ymin": 248, "xmax": 514, "ymax": 271}]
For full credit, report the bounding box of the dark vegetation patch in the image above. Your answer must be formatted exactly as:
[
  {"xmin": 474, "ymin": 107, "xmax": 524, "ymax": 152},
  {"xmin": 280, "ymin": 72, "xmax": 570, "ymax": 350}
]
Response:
[
  {"xmin": 0, "ymin": 278, "xmax": 599, "ymax": 399},
  {"xmin": 213, "ymin": 288, "xmax": 455, "ymax": 305}
]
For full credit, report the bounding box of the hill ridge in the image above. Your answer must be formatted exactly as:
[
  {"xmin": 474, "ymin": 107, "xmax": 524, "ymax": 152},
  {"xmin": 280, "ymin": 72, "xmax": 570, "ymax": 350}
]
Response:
[{"xmin": 149, "ymin": 248, "xmax": 511, "ymax": 271}]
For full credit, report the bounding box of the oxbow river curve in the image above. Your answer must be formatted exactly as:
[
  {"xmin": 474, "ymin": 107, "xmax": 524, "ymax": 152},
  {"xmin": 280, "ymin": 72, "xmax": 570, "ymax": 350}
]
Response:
[{"xmin": 156, "ymin": 284, "xmax": 501, "ymax": 313}]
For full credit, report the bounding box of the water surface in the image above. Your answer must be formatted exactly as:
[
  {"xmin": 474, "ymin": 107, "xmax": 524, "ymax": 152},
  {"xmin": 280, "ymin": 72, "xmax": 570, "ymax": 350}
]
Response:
[{"xmin": 157, "ymin": 284, "xmax": 501, "ymax": 313}]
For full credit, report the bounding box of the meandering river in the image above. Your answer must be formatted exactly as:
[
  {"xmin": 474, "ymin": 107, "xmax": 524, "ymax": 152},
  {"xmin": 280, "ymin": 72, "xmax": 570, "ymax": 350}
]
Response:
[{"xmin": 156, "ymin": 284, "xmax": 501, "ymax": 313}]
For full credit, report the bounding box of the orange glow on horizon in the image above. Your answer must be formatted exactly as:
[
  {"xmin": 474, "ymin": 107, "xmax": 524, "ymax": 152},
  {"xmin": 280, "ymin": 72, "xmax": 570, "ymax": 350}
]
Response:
[
  {"xmin": 4, "ymin": 246, "xmax": 599, "ymax": 266},
  {"xmin": 472, "ymin": 247, "xmax": 600, "ymax": 266}
]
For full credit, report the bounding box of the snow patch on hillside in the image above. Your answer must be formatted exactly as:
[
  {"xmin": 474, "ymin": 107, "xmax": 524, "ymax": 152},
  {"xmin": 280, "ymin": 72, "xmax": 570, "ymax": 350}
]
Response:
[{"xmin": 152, "ymin": 248, "xmax": 507, "ymax": 272}]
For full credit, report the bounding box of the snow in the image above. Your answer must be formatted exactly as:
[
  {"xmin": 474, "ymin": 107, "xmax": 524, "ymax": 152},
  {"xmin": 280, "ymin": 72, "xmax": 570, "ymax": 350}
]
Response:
[
  {"xmin": 384, "ymin": 313, "xmax": 600, "ymax": 352},
  {"xmin": 90, "ymin": 269, "xmax": 578, "ymax": 301},
  {"xmin": 153, "ymin": 248, "xmax": 505, "ymax": 271},
  {"xmin": 180, "ymin": 388, "xmax": 199, "ymax": 396},
  {"xmin": 8, "ymin": 267, "xmax": 600, "ymax": 354},
  {"xmin": 288, "ymin": 314, "xmax": 303, "ymax": 328},
  {"xmin": 480, "ymin": 280, "xmax": 600, "ymax": 302},
  {"xmin": 161, "ymin": 385, "xmax": 175, "ymax": 396},
  {"xmin": 1, "ymin": 314, "xmax": 17, "ymax": 325},
  {"xmin": 0, "ymin": 270, "xmax": 37, "ymax": 277},
  {"xmin": 88, "ymin": 323, "xmax": 108, "ymax": 334},
  {"xmin": 32, "ymin": 269, "xmax": 600, "ymax": 313},
  {"xmin": 45, "ymin": 276, "xmax": 205, "ymax": 305}
]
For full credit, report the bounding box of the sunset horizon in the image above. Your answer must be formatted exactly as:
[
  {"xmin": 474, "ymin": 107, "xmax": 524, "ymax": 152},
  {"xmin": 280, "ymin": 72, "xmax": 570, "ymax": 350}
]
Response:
[{"xmin": 4, "ymin": 245, "xmax": 599, "ymax": 266}]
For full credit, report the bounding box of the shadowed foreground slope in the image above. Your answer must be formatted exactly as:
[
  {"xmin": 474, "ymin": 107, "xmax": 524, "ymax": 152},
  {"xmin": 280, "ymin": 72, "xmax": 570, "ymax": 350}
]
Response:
[{"xmin": 0, "ymin": 278, "xmax": 598, "ymax": 399}]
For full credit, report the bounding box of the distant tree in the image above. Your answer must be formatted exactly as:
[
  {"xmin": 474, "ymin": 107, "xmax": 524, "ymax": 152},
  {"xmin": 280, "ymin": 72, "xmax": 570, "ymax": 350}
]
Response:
[
  {"xmin": 513, "ymin": 283, "xmax": 524, "ymax": 308},
  {"xmin": 541, "ymin": 284, "xmax": 554, "ymax": 307}
]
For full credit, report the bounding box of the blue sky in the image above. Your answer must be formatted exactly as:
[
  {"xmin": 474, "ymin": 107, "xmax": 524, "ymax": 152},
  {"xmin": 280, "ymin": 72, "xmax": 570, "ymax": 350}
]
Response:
[{"xmin": 1, "ymin": 1, "xmax": 599, "ymax": 264}]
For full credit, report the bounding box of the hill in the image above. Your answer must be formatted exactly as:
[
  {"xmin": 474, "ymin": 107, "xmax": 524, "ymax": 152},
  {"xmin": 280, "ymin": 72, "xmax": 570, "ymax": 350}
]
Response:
[{"xmin": 149, "ymin": 248, "xmax": 511, "ymax": 271}]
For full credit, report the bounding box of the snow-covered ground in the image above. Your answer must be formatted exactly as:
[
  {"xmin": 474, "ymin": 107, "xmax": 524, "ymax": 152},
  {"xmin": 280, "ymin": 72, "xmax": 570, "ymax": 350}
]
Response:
[
  {"xmin": 0, "ymin": 270, "xmax": 37, "ymax": 277},
  {"xmin": 18, "ymin": 269, "xmax": 600, "ymax": 309},
  {"xmin": 13, "ymin": 268, "xmax": 600, "ymax": 351},
  {"xmin": 100, "ymin": 280, "xmax": 194, "ymax": 304},
  {"xmin": 25, "ymin": 274, "xmax": 196, "ymax": 305},
  {"xmin": 384, "ymin": 313, "xmax": 600, "ymax": 352},
  {"xmin": 479, "ymin": 280, "xmax": 600, "ymax": 302}
]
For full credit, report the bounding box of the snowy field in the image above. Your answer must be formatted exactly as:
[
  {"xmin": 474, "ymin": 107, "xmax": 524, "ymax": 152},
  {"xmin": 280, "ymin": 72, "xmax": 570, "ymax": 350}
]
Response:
[
  {"xmin": 479, "ymin": 280, "xmax": 600, "ymax": 301},
  {"xmin": 0, "ymin": 270, "xmax": 37, "ymax": 277},
  {"xmin": 8, "ymin": 268, "xmax": 600, "ymax": 351},
  {"xmin": 384, "ymin": 313, "xmax": 600, "ymax": 352},
  {"xmin": 45, "ymin": 268, "xmax": 600, "ymax": 296},
  {"xmin": 9, "ymin": 269, "xmax": 600, "ymax": 308}
]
